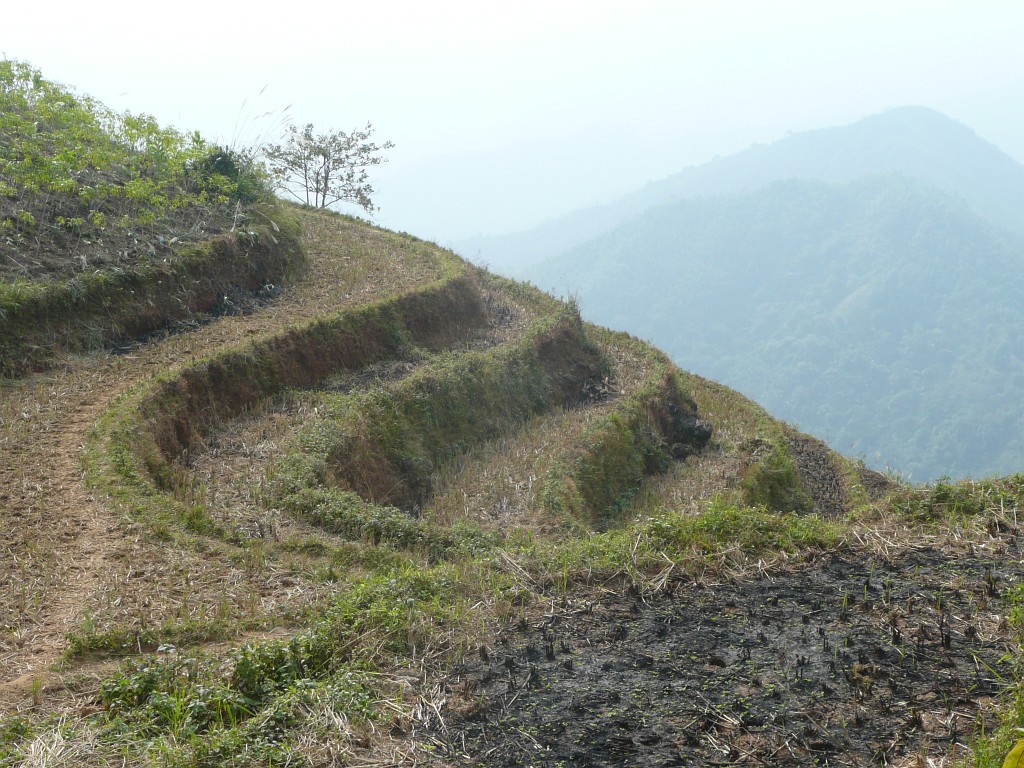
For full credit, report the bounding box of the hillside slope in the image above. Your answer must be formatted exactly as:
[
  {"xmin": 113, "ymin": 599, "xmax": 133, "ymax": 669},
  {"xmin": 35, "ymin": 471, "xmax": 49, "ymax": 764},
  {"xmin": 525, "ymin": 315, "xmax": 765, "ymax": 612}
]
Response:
[
  {"xmin": 2, "ymin": 67, "xmax": 1023, "ymax": 768},
  {"xmin": 2, "ymin": 208, "xmax": 1023, "ymax": 768},
  {"xmin": 0, "ymin": 59, "xmax": 300, "ymax": 376}
]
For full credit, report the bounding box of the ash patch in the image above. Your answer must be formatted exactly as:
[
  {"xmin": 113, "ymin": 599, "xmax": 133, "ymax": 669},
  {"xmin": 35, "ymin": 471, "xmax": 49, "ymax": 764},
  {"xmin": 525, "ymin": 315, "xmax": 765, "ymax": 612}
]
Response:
[
  {"xmin": 432, "ymin": 552, "xmax": 1016, "ymax": 767},
  {"xmin": 787, "ymin": 433, "xmax": 850, "ymax": 518}
]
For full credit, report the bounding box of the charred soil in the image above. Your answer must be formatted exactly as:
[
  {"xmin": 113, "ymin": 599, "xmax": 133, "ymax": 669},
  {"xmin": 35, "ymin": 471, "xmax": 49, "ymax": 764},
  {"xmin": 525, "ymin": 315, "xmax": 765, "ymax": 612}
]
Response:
[{"xmin": 436, "ymin": 545, "xmax": 1018, "ymax": 767}]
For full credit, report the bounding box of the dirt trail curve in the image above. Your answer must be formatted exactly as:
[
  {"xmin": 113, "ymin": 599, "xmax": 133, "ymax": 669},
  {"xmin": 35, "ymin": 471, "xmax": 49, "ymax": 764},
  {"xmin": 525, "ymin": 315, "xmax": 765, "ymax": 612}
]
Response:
[{"xmin": 0, "ymin": 213, "xmax": 442, "ymax": 710}]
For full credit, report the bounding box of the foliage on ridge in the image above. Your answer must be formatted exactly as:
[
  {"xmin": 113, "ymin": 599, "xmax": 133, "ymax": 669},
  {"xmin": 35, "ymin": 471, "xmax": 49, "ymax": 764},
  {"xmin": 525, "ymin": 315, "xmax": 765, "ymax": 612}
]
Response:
[{"xmin": 0, "ymin": 59, "xmax": 271, "ymax": 280}]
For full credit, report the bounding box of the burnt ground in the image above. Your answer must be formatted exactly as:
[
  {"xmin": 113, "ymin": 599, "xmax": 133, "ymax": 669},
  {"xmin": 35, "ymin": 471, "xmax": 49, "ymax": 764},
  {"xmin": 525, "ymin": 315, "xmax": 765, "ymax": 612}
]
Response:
[
  {"xmin": 431, "ymin": 548, "xmax": 1019, "ymax": 767},
  {"xmin": 787, "ymin": 432, "xmax": 896, "ymax": 520}
]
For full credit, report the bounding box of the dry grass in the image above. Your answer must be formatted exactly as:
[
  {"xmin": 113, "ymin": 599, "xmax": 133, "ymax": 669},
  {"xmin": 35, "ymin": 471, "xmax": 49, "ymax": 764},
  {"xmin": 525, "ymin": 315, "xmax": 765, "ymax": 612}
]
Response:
[
  {"xmin": 636, "ymin": 370, "xmax": 779, "ymax": 510},
  {"xmin": 422, "ymin": 332, "xmax": 665, "ymax": 531},
  {"xmin": 186, "ymin": 276, "xmax": 536, "ymax": 542},
  {"xmin": 20, "ymin": 718, "xmax": 98, "ymax": 768},
  {"xmin": 188, "ymin": 391, "xmax": 323, "ymax": 539}
]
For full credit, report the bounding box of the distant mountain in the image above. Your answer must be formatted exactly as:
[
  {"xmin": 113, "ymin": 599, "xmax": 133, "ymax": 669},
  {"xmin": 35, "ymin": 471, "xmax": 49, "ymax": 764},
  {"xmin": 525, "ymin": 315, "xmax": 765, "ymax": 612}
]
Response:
[
  {"xmin": 459, "ymin": 107, "xmax": 1024, "ymax": 274},
  {"xmin": 529, "ymin": 175, "xmax": 1024, "ymax": 481}
]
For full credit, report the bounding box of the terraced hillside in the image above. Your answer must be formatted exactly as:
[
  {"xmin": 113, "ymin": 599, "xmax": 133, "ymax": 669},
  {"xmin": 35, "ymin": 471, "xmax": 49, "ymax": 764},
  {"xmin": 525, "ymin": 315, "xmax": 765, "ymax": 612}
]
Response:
[{"xmin": 2, "ymin": 208, "xmax": 1024, "ymax": 768}]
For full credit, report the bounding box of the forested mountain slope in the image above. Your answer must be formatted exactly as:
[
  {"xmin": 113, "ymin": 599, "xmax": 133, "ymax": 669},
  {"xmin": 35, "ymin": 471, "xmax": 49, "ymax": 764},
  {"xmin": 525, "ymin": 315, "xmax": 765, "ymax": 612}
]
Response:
[{"xmin": 531, "ymin": 175, "xmax": 1024, "ymax": 480}]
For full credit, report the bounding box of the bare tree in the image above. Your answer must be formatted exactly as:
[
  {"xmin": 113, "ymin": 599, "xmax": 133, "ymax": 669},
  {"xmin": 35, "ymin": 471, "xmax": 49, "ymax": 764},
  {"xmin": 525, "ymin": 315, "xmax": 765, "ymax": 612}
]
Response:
[{"xmin": 264, "ymin": 123, "xmax": 393, "ymax": 212}]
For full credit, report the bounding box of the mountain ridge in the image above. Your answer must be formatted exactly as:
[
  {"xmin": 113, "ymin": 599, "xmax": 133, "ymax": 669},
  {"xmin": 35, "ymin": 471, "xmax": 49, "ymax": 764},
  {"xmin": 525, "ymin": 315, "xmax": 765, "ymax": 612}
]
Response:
[{"xmin": 458, "ymin": 106, "xmax": 1024, "ymax": 273}]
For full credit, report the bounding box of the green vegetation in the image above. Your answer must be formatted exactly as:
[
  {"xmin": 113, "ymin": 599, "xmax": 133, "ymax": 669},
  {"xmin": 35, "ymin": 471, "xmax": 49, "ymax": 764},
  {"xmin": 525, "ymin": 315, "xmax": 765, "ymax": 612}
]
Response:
[
  {"xmin": 888, "ymin": 473, "xmax": 1024, "ymax": 525},
  {"xmin": 58, "ymin": 230, "xmax": 854, "ymax": 765},
  {"xmin": 83, "ymin": 262, "xmax": 482, "ymax": 542},
  {"xmin": 7, "ymin": 498, "xmax": 839, "ymax": 766},
  {"xmin": 8, "ymin": 199, "xmax": 1022, "ymax": 767},
  {"xmin": 65, "ymin": 617, "xmax": 243, "ymax": 660},
  {"xmin": 528, "ymin": 501, "xmax": 842, "ymax": 587},
  {"xmin": 540, "ymin": 359, "xmax": 705, "ymax": 528},
  {"xmin": 0, "ymin": 60, "xmax": 269, "ymax": 273},
  {"xmin": 273, "ymin": 308, "xmax": 605, "ymax": 515},
  {"xmin": 741, "ymin": 440, "xmax": 811, "ymax": 513}
]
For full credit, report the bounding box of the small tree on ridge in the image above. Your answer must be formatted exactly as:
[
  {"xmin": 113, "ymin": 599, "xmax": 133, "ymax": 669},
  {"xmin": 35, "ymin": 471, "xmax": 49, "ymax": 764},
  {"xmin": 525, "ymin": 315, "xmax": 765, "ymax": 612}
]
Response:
[{"xmin": 264, "ymin": 122, "xmax": 393, "ymax": 212}]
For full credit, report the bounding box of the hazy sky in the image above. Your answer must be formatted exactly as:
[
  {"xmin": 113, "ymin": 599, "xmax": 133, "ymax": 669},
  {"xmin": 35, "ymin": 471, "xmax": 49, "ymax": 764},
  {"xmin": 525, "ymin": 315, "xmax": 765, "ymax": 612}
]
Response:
[{"xmin": 5, "ymin": 1, "xmax": 1023, "ymax": 242}]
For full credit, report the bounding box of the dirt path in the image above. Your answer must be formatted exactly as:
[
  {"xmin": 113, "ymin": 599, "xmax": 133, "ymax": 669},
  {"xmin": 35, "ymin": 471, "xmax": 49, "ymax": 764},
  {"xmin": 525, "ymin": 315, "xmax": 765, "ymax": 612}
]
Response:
[{"xmin": 0, "ymin": 212, "xmax": 446, "ymax": 711}]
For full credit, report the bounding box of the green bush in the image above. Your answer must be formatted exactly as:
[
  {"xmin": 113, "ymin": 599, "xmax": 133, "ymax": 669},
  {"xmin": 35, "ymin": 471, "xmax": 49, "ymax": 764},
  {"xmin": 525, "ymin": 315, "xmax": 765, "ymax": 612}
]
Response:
[
  {"xmin": 891, "ymin": 473, "xmax": 1024, "ymax": 522},
  {"xmin": 742, "ymin": 442, "xmax": 811, "ymax": 512},
  {"xmin": 187, "ymin": 145, "xmax": 272, "ymax": 205}
]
